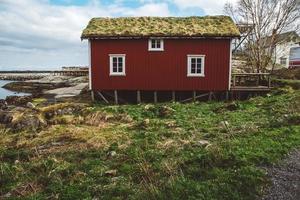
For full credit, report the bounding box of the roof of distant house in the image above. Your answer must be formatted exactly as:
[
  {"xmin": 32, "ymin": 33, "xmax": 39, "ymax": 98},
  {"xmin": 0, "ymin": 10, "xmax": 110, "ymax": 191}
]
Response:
[
  {"xmin": 81, "ymin": 16, "xmax": 240, "ymax": 39},
  {"xmin": 263, "ymin": 31, "xmax": 300, "ymax": 46}
]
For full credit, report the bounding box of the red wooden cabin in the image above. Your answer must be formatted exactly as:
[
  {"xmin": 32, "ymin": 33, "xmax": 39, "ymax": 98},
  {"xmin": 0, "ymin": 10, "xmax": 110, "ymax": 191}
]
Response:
[{"xmin": 81, "ymin": 16, "xmax": 240, "ymax": 103}]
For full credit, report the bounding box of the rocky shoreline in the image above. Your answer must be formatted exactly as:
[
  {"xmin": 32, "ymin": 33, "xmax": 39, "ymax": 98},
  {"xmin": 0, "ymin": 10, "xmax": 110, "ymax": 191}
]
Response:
[{"xmin": 0, "ymin": 73, "xmax": 48, "ymax": 81}]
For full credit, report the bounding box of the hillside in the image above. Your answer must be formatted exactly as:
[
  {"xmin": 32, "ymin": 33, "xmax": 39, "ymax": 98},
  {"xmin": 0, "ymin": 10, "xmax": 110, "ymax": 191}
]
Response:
[{"xmin": 0, "ymin": 87, "xmax": 300, "ymax": 199}]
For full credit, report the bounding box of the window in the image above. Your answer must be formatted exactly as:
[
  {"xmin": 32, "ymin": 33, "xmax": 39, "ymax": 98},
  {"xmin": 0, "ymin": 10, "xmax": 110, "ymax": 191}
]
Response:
[
  {"xmin": 280, "ymin": 57, "xmax": 287, "ymax": 65},
  {"xmin": 109, "ymin": 54, "xmax": 125, "ymax": 76},
  {"xmin": 148, "ymin": 39, "xmax": 164, "ymax": 51},
  {"xmin": 187, "ymin": 55, "xmax": 205, "ymax": 77}
]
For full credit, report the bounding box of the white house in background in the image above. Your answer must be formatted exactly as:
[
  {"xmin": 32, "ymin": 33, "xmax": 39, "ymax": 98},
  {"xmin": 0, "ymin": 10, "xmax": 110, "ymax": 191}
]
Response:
[{"xmin": 267, "ymin": 31, "xmax": 300, "ymax": 68}]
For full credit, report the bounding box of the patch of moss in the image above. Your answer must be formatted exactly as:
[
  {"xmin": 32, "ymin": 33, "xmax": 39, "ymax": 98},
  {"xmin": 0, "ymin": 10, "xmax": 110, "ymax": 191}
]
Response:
[{"xmin": 81, "ymin": 16, "xmax": 240, "ymax": 38}]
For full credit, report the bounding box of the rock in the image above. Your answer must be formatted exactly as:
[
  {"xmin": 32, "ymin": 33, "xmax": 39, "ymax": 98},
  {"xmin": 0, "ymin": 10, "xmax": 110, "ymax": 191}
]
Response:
[
  {"xmin": 105, "ymin": 169, "xmax": 117, "ymax": 176},
  {"xmin": 26, "ymin": 102, "xmax": 35, "ymax": 109},
  {"xmin": 198, "ymin": 140, "xmax": 210, "ymax": 146},
  {"xmin": 226, "ymin": 102, "xmax": 239, "ymax": 111},
  {"xmin": 143, "ymin": 118, "xmax": 150, "ymax": 125},
  {"xmin": 144, "ymin": 104, "xmax": 155, "ymax": 111},
  {"xmin": 10, "ymin": 114, "xmax": 47, "ymax": 132},
  {"xmin": 197, "ymin": 140, "xmax": 211, "ymax": 148},
  {"xmin": 5, "ymin": 95, "xmax": 32, "ymax": 106},
  {"xmin": 159, "ymin": 106, "xmax": 175, "ymax": 117},
  {"xmin": 119, "ymin": 114, "xmax": 133, "ymax": 123},
  {"xmin": 107, "ymin": 151, "xmax": 117, "ymax": 157},
  {"xmin": 220, "ymin": 121, "xmax": 230, "ymax": 129},
  {"xmin": 0, "ymin": 100, "xmax": 8, "ymax": 110},
  {"xmin": 0, "ymin": 112, "xmax": 13, "ymax": 124}
]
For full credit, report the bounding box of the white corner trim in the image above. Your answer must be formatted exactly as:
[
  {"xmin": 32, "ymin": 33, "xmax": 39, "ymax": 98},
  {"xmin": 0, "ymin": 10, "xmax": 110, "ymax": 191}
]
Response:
[
  {"xmin": 109, "ymin": 54, "xmax": 126, "ymax": 76},
  {"xmin": 228, "ymin": 39, "xmax": 233, "ymax": 90},
  {"xmin": 148, "ymin": 39, "xmax": 164, "ymax": 51},
  {"xmin": 88, "ymin": 39, "xmax": 92, "ymax": 90},
  {"xmin": 187, "ymin": 55, "xmax": 205, "ymax": 77}
]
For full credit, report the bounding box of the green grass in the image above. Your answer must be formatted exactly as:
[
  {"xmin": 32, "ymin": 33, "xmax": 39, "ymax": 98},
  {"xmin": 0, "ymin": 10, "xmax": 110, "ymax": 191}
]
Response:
[{"xmin": 0, "ymin": 89, "xmax": 299, "ymax": 199}]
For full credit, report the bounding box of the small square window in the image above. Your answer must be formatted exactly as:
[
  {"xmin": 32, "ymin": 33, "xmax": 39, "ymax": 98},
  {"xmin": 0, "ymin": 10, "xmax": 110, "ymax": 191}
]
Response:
[
  {"xmin": 148, "ymin": 39, "xmax": 164, "ymax": 51},
  {"xmin": 109, "ymin": 54, "xmax": 126, "ymax": 76},
  {"xmin": 187, "ymin": 55, "xmax": 205, "ymax": 77}
]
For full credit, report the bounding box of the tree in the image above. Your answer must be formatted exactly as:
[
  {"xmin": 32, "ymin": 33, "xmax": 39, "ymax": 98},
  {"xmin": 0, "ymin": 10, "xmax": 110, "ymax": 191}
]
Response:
[{"xmin": 225, "ymin": 0, "xmax": 300, "ymax": 73}]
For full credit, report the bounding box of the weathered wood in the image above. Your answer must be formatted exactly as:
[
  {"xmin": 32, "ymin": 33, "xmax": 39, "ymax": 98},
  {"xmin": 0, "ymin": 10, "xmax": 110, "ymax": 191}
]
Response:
[
  {"xmin": 97, "ymin": 91, "xmax": 109, "ymax": 104},
  {"xmin": 154, "ymin": 91, "xmax": 157, "ymax": 103},
  {"xmin": 91, "ymin": 90, "xmax": 95, "ymax": 102},
  {"xmin": 181, "ymin": 93, "xmax": 209, "ymax": 103},
  {"xmin": 137, "ymin": 90, "xmax": 141, "ymax": 104},
  {"xmin": 172, "ymin": 91, "xmax": 176, "ymax": 102},
  {"xmin": 231, "ymin": 73, "xmax": 272, "ymax": 91},
  {"xmin": 208, "ymin": 92, "xmax": 213, "ymax": 101},
  {"xmin": 114, "ymin": 90, "xmax": 118, "ymax": 104},
  {"xmin": 193, "ymin": 91, "xmax": 197, "ymax": 101}
]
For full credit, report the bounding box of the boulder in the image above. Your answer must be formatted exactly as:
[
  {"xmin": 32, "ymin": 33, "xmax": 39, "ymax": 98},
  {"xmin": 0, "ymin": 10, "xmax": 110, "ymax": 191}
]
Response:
[
  {"xmin": 0, "ymin": 100, "xmax": 8, "ymax": 110},
  {"xmin": 5, "ymin": 96, "xmax": 32, "ymax": 106},
  {"xmin": 105, "ymin": 169, "xmax": 117, "ymax": 176},
  {"xmin": 10, "ymin": 114, "xmax": 47, "ymax": 132},
  {"xmin": 159, "ymin": 106, "xmax": 175, "ymax": 117},
  {"xmin": 0, "ymin": 112, "xmax": 13, "ymax": 124},
  {"xmin": 26, "ymin": 102, "xmax": 35, "ymax": 109}
]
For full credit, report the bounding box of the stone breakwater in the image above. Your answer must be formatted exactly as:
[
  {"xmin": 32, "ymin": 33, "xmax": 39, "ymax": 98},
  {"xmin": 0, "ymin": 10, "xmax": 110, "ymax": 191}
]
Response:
[{"xmin": 0, "ymin": 73, "xmax": 49, "ymax": 81}]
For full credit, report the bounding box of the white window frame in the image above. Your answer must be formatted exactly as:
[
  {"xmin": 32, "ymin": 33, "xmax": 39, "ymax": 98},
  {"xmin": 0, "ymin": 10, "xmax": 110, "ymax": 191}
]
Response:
[
  {"xmin": 109, "ymin": 54, "xmax": 126, "ymax": 76},
  {"xmin": 148, "ymin": 39, "xmax": 164, "ymax": 51},
  {"xmin": 187, "ymin": 55, "xmax": 205, "ymax": 77}
]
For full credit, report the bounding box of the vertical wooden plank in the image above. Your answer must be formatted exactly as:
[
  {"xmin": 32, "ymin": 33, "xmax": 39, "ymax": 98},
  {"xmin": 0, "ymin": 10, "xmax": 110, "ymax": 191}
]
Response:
[
  {"xmin": 137, "ymin": 90, "xmax": 141, "ymax": 104},
  {"xmin": 208, "ymin": 92, "xmax": 212, "ymax": 101},
  {"xmin": 91, "ymin": 90, "xmax": 95, "ymax": 102},
  {"xmin": 154, "ymin": 91, "xmax": 157, "ymax": 103},
  {"xmin": 172, "ymin": 91, "xmax": 176, "ymax": 102},
  {"xmin": 225, "ymin": 91, "xmax": 229, "ymax": 101},
  {"xmin": 193, "ymin": 91, "xmax": 196, "ymax": 101},
  {"xmin": 114, "ymin": 90, "xmax": 118, "ymax": 105}
]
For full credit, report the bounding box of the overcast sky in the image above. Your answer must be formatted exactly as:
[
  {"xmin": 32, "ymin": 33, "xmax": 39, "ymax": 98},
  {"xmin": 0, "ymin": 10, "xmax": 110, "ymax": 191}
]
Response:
[{"xmin": 0, "ymin": 0, "xmax": 237, "ymax": 70}]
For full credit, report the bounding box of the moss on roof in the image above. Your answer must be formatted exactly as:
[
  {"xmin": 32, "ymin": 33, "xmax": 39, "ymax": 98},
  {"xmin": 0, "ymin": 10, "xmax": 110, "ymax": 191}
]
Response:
[{"xmin": 81, "ymin": 16, "xmax": 240, "ymax": 39}]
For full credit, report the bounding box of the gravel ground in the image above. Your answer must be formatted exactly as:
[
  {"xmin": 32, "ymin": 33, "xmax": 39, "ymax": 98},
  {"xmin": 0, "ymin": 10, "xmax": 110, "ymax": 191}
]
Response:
[{"xmin": 262, "ymin": 149, "xmax": 300, "ymax": 200}]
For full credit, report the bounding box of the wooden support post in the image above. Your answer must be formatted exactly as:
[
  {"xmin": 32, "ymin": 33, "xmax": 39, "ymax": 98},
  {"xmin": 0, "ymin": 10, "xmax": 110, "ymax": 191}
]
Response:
[
  {"xmin": 233, "ymin": 75, "xmax": 236, "ymax": 87},
  {"xmin": 91, "ymin": 90, "xmax": 95, "ymax": 102},
  {"xmin": 137, "ymin": 90, "xmax": 141, "ymax": 104},
  {"xmin": 225, "ymin": 91, "xmax": 229, "ymax": 101},
  {"xmin": 154, "ymin": 91, "xmax": 157, "ymax": 104},
  {"xmin": 97, "ymin": 91, "xmax": 109, "ymax": 104},
  {"xmin": 172, "ymin": 91, "xmax": 176, "ymax": 102},
  {"xmin": 268, "ymin": 75, "xmax": 271, "ymax": 88},
  {"xmin": 114, "ymin": 90, "xmax": 118, "ymax": 105},
  {"xmin": 208, "ymin": 92, "xmax": 212, "ymax": 101},
  {"xmin": 193, "ymin": 91, "xmax": 196, "ymax": 102}
]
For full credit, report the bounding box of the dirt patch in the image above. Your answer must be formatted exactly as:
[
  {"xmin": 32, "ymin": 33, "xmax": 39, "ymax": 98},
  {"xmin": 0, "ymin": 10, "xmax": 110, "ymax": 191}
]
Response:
[{"xmin": 262, "ymin": 149, "xmax": 300, "ymax": 200}]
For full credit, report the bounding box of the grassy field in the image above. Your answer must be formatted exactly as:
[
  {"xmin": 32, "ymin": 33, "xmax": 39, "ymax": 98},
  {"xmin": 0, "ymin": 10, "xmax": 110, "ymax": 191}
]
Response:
[{"xmin": 0, "ymin": 87, "xmax": 300, "ymax": 199}]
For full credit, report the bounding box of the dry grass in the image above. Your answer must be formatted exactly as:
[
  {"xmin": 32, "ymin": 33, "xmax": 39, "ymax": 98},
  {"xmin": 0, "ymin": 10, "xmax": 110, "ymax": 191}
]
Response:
[
  {"xmin": 16, "ymin": 125, "xmax": 131, "ymax": 154},
  {"xmin": 81, "ymin": 16, "xmax": 240, "ymax": 38}
]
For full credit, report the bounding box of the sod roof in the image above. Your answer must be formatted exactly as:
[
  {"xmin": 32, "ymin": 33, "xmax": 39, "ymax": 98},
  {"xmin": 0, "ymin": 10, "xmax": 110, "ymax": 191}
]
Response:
[{"xmin": 81, "ymin": 16, "xmax": 240, "ymax": 39}]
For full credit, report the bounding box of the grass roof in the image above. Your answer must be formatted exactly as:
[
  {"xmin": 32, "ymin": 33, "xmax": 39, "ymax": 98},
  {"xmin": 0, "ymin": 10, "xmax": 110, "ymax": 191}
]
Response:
[{"xmin": 81, "ymin": 16, "xmax": 240, "ymax": 39}]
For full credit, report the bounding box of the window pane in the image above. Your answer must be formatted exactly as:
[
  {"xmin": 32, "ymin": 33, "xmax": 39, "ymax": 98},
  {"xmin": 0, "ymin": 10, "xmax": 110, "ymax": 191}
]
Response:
[
  {"xmin": 196, "ymin": 67, "xmax": 201, "ymax": 74},
  {"xmin": 113, "ymin": 61, "xmax": 118, "ymax": 68},
  {"xmin": 191, "ymin": 63, "xmax": 196, "ymax": 73},
  {"xmin": 118, "ymin": 67, "xmax": 123, "ymax": 72},
  {"xmin": 118, "ymin": 60, "xmax": 123, "ymax": 68},
  {"xmin": 151, "ymin": 40, "xmax": 156, "ymax": 48},
  {"xmin": 157, "ymin": 40, "xmax": 161, "ymax": 48},
  {"xmin": 191, "ymin": 58, "xmax": 196, "ymax": 64},
  {"xmin": 113, "ymin": 57, "xmax": 117, "ymax": 63},
  {"xmin": 197, "ymin": 58, "xmax": 202, "ymax": 63},
  {"xmin": 113, "ymin": 67, "xmax": 118, "ymax": 72}
]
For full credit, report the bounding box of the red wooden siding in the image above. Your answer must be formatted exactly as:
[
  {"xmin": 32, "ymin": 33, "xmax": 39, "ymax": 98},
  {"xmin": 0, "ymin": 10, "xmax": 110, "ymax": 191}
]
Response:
[{"xmin": 90, "ymin": 38, "xmax": 231, "ymax": 91}]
